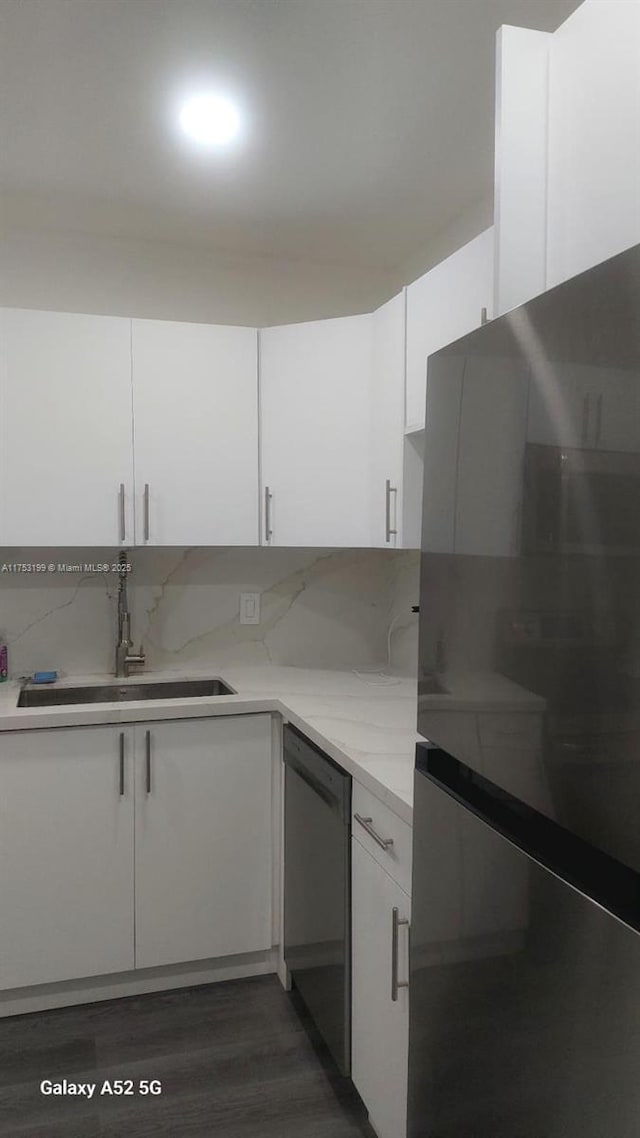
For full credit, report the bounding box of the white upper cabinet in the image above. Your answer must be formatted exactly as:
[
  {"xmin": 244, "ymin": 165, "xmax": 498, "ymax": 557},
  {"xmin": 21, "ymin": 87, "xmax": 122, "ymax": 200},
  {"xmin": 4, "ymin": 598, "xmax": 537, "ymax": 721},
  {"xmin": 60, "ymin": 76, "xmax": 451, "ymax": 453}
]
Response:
[
  {"xmin": 260, "ymin": 314, "xmax": 373, "ymax": 547},
  {"xmin": 546, "ymin": 0, "xmax": 640, "ymax": 289},
  {"xmin": 370, "ymin": 293, "xmax": 406, "ymax": 547},
  {"xmin": 0, "ymin": 308, "xmax": 134, "ymax": 545},
  {"xmin": 132, "ymin": 319, "xmax": 259, "ymax": 545},
  {"xmin": 405, "ymin": 228, "xmax": 494, "ymax": 431}
]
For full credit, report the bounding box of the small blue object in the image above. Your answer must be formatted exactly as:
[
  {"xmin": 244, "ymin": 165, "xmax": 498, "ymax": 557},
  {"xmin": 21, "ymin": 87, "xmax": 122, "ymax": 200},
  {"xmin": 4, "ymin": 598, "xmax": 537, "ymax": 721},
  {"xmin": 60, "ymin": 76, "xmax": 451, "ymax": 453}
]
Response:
[{"xmin": 32, "ymin": 671, "xmax": 58, "ymax": 684}]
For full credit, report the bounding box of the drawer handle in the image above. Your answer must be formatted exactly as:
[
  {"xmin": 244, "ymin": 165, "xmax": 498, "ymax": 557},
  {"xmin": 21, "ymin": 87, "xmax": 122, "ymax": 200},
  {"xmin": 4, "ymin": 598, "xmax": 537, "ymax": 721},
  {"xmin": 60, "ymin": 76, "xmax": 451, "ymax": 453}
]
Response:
[
  {"xmin": 391, "ymin": 906, "xmax": 409, "ymax": 1002},
  {"xmin": 354, "ymin": 813, "xmax": 394, "ymax": 851}
]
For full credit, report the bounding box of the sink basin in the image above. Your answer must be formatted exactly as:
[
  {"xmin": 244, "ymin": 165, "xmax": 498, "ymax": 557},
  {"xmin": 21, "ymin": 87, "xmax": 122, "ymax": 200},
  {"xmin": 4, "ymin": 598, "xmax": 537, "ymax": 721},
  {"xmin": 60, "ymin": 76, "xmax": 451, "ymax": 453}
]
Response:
[{"xmin": 17, "ymin": 678, "xmax": 236, "ymax": 708}]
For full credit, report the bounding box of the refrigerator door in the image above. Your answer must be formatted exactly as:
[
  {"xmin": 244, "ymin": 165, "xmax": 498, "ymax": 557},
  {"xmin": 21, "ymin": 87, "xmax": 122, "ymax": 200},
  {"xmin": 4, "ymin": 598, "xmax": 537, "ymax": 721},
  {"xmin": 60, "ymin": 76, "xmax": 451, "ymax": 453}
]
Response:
[
  {"xmin": 409, "ymin": 744, "xmax": 640, "ymax": 1138},
  {"xmin": 418, "ymin": 241, "xmax": 640, "ymax": 875}
]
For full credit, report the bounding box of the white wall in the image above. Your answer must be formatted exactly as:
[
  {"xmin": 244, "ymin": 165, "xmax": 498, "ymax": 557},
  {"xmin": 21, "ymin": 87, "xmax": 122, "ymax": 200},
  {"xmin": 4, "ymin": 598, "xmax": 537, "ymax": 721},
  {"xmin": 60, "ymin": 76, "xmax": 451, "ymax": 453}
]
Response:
[
  {"xmin": 0, "ymin": 226, "xmax": 397, "ymax": 327},
  {"xmin": 546, "ymin": 0, "xmax": 640, "ymax": 286}
]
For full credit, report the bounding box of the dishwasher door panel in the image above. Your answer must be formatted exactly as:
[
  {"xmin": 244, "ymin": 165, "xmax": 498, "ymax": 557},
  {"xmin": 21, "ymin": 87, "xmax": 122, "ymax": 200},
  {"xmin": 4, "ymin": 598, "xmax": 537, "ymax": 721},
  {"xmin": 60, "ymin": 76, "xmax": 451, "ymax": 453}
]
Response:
[{"xmin": 283, "ymin": 726, "xmax": 351, "ymax": 1075}]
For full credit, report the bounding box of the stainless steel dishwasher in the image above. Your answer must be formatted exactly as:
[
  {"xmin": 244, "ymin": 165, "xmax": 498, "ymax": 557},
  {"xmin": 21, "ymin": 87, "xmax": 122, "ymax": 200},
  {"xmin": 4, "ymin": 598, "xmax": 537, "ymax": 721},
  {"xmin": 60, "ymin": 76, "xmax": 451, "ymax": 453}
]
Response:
[{"xmin": 283, "ymin": 723, "xmax": 352, "ymax": 1075}]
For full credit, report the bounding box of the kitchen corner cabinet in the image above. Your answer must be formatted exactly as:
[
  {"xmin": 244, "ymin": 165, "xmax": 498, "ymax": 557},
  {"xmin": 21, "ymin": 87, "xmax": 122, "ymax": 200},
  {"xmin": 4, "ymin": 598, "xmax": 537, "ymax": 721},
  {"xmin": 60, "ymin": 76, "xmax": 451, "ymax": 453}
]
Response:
[
  {"xmin": 0, "ymin": 714, "xmax": 273, "ymax": 993},
  {"xmin": 370, "ymin": 293, "xmax": 405, "ymax": 546},
  {"xmin": 135, "ymin": 715, "xmax": 272, "ymax": 969},
  {"xmin": 405, "ymin": 227, "xmax": 494, "ymax": 432},
  {"xmin": 259, "ymin": 314, "xmax": 373, "ymax": 546},
  {"xmin": 131, "ymin": 319, "xmax": 259, "ymax": 545},
  {"xmin": 352, "ymin": 835, "xmax": 410, "ymax": 1138},
  {"xmin": 0, "ymin": 726, "xmax": 134, "ymax": 991},
  {"xmin": 0, "ymin": 308, "xmax": 135, "ymax": 545}
]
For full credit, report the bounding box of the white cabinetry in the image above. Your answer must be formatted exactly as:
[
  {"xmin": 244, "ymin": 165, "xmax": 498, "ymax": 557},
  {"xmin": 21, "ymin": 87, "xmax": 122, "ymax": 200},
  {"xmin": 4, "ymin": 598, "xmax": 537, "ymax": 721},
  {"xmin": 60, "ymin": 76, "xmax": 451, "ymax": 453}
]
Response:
[
  {"xmin": 260, "ymin": 315, "xmax": 373, "ymax": 546},
  {"xmin": 405, "ymin": 228, "xmax": 494, "ymax": 431},
  {"xmin": 132, "ymin": 320, "xmax": 259, "ymax": 545},
  {"xmin": 370, "ymin": 293, "xmax": 405, "ymax": 546},
  {"xmin": 134, "ymin": 715, "xmax": 272, "ymax": 969},
  {"xmin": 352, "ymin": 834, "xmax": 410, "ymax": 1138},
  {"xmin": 0, "ymin": 714, "xmax": 273, "ymax": 994},
  {"xmin": 0, "ymin": 308, "xmax": 134, "ymax": 545},
  {"xmin": 0, "ymin": 726, "xmax": 134, "ymax": 990}
]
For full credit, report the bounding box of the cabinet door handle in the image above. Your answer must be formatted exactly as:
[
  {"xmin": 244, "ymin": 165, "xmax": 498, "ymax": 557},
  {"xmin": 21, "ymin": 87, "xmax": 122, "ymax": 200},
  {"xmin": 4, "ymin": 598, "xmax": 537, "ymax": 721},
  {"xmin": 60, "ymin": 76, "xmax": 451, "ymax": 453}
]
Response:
[
  {"xmin": 145, "ymin": 729, "xmax": 152, "ymax": 794},
  {"xmin": 480, "ymin": 306, "xmax": 489, "ymax": 325},
  {"xmin": 385, "ymin": 479, "xmax": 398, "ymax": 542},
  {"xmin": 143, "ymin": 483, "xmax": 150, "ymax": 543},
  {"xmin": 119, "ymin": 484, "xmax": 126, "ymax": 543},
  {"xmin": 354, "ymin": 812, "xmax": 394, "ymax": 851},
  {"xmin": 119, "ymin": 732, "xmax": 125, "ymax": 796},
  {"xmin": 391, "ymin": 906, "xmax": 409, "ymax": 1002},
  {"xmin": 581, "ymin": 396, "xmax": 590, "ymax": 445},
  {"xmin": 595, "ymin": 393, "xmax": 603, "ymax": 446},
  {"xmin": 264, "ymin": 486, "xmax": 273, "ymax": 543}
]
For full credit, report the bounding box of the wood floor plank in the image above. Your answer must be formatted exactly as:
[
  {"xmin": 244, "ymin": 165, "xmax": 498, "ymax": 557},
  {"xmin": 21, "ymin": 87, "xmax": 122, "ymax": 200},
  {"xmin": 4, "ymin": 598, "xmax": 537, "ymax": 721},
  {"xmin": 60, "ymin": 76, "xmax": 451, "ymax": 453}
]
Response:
[{"xmin": 0, "ymin": 976, "xmax": 376, "ymax": 1138}]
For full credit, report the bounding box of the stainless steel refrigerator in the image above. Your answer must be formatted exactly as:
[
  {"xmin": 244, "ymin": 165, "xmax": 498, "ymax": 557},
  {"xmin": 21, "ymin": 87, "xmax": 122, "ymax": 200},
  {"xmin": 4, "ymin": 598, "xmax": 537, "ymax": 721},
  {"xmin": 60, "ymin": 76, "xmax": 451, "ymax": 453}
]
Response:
[{"xmin": 410, "ymin": 243, "xmax": 640, "ymax": 1137}]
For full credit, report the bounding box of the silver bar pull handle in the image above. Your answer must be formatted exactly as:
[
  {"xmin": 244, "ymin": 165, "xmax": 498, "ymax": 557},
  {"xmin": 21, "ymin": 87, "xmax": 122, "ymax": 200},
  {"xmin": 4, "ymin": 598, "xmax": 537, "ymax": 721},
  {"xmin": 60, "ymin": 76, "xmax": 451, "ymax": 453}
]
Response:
[
  {"xmin": 119, "ymin": 732, "xmax": 125, "ymax": 796},
  {"xmin": 145, "ymin": 729, "xmax": 152, "ymax": 794},
  {"xmin": 354, "ymin": 812, "xmax": 394, "ymax": 851},
  {"xmin": 119, "ymin": 483, "xmax": 126, "ymax": 543},
  {"xmin": 143, "ymin": 483, "xmax": 150, "ymax": 543},
  {"xmin": 581, "ymin": 396, "xmax": 590, "ymax": 445},
  {"xmin": 385, "ymin": 479, "xmax": 398, "ymax": 542},
  {"xmin": 595, "ymin": 393, "xmax": 603, "ymax": 446},
  {"xmin": 264, "ymin": 486, "xmax": 273, "ymax": 543},
  {"xmin": 480, "ymin": 305, "xmax": 489, "ymax": 325},
  {"xmin": 391, "ymin": 906, "xmax": 409, "ymax": 1002}
]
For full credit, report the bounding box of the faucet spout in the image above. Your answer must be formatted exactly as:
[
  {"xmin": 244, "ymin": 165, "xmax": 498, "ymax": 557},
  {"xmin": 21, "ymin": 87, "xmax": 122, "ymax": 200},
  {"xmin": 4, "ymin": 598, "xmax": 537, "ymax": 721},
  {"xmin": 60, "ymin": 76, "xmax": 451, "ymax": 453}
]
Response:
[{"xmin": 115, "ymin": 552, "xmax": 146, "ymax": 678}]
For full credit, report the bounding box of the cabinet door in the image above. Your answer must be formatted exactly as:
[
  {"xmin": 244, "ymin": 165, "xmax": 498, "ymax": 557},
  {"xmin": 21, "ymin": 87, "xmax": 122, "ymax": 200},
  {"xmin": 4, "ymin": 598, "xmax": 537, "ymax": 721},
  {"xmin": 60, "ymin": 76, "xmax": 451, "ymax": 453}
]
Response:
[
  {"xmin": 260, "ymin": 315, "xmax": 373, "ymax": 546},
  {"xmin": 132, "ymin": 319, "xmax": 259, "ymax": 545},
  {"xmin": 0, "ymin": 727, "xmax": 134, "ymax": 990},
  {"xmin": 352, "ymin": 837, "xmax": 410, "ymax": 1138},
  {"xmin": 135, "ymin": 715, "xmax": 272, "ymax": 970},
  {"xmin": 370, "ymin": 293, "xmax": 405, "ymax": 546},
  {"xmin": 0, "ymin": 308, "xmax": 134, "ymax": 544},
  {"xmin": 405, "ymin": 228, "xmax": 494, "ymax": 431}
]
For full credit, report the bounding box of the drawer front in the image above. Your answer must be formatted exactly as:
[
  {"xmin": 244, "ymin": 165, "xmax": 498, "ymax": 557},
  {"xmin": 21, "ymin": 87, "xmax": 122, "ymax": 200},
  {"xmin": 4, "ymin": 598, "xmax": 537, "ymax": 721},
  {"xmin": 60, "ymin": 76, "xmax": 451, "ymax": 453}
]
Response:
[
  {"xmin": 352, "ymin": 782, "xmax": 412, "ymax": 895},
  {"xmin": 477, "ymin": 712, "xmax": 542, "ymax": 750}
]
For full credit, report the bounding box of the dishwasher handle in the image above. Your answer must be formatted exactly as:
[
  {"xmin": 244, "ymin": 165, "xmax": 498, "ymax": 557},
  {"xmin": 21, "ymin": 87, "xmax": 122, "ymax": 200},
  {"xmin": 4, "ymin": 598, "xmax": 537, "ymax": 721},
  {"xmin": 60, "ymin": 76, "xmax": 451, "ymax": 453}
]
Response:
[{"xmin": 286, "ymin": 755, "xmax": 340, "ymax": 811}]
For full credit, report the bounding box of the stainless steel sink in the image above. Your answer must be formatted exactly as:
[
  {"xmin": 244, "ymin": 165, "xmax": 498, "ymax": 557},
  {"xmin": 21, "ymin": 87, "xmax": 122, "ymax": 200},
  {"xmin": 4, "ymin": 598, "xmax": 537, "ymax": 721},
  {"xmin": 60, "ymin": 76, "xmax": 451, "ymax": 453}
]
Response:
[{"xmin": 17, "ymin": 678, "xmax": 236, "ymax": 708}]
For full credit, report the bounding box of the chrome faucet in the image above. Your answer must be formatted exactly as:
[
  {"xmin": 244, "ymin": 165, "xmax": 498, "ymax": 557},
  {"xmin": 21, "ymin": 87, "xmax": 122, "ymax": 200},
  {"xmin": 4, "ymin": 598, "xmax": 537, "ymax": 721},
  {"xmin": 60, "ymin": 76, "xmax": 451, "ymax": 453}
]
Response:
[{"xmin": 115, "ymin": 552, "xmax": 145, "ymax": 678}]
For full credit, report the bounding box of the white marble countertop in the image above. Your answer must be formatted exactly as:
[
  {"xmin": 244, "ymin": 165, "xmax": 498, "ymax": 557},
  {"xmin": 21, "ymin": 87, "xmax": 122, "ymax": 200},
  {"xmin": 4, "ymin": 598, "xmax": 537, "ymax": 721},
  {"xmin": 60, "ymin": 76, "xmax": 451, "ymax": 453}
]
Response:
[
  {"xmin": 0, "ymin": 664, "xmax": 545, "ymax": 826},
  {"xmin": 0, "ymin": 665, "xmax": 422, "ymax": 825}
]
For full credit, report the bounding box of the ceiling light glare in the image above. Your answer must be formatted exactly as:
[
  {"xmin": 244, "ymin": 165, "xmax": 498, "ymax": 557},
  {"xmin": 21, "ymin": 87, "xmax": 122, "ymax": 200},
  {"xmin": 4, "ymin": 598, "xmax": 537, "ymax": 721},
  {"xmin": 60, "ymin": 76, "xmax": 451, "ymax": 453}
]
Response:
[{"xmin": 179, "ymin": 94, "xmax": 242, "ymax": 147}]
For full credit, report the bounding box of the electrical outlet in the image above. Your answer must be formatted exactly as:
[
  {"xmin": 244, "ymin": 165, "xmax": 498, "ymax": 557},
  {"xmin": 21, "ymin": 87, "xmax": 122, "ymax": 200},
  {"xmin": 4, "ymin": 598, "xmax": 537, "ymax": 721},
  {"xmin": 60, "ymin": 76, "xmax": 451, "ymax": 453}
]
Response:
[{"xmin": 239, "ymin": 592, "xmax": 260, "ymax": 625}]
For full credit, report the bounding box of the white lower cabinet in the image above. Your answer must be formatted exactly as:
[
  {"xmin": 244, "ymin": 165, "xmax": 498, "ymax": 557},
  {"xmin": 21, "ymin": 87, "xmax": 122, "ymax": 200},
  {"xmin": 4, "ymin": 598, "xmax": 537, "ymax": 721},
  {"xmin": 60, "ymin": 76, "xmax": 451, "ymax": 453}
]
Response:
[
  {"xmin": 351, "ymin": 835, "xmax": 411, "ymax": 1138},
  {"xmin": 134, "ymin": 715, "xmax": 273, "ymax": 969},
  {"xmin": 0, "ymin": 714, "xmax": 273, "ymax": 994},
  {"xmin": 0, "ymin": 726, "xmax": 135, "ymax": 991}
]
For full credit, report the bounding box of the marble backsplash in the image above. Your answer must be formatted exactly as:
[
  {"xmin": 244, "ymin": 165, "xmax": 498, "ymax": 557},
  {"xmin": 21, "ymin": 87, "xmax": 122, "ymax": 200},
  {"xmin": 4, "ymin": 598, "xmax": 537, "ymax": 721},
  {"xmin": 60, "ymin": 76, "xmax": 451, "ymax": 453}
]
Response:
[{"xmin": 0, "ymin": 548, "xmax": 420, "ymax": 679}]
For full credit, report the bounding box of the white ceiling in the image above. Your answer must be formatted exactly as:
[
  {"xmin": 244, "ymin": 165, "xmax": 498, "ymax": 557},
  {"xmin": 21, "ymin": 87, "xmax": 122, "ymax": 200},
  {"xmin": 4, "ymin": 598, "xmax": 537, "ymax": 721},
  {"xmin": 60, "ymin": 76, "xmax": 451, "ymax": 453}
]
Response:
[{"xmin": 0, "ymin": 0, "xmax": 580, "ymax": 270}]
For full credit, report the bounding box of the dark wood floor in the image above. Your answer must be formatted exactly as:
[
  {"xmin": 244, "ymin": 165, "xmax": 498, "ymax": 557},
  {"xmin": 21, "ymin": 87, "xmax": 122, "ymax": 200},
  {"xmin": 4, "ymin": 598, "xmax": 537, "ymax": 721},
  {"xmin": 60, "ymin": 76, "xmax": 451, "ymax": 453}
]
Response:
[{"xmin": 0, "ymin": 975, "xmax": 376, "ymax": 1137}]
